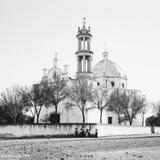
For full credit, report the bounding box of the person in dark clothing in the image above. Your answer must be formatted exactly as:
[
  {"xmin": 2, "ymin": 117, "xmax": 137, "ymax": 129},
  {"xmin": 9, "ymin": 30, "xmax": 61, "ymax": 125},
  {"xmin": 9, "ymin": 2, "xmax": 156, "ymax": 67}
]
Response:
[
  {"xmin": 95, "ymin": 129, "xmax": 98, "ymax": 137},
  {"xmin": 79, "ymin": 128, "xmax": 83, "ymax": 137},
  {"xmin": 75, "ymin": 128, "xmax": 78, "ymax": 137},
  {"xmin": 151, "ymin": 124, "xmax": 155, "ymax": 134},
  {"xmin": 82, "ymin": 128, "xmax": 85, "ymax": 137},
  {"xmin": 85, "ymin": 129, "xmax": 89, "ymax": 137}
]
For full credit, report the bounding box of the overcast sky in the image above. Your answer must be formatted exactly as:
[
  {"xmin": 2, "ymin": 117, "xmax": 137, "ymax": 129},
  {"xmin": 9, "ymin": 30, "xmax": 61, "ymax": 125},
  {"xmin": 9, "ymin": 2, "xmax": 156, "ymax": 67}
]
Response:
[{"xmin": 0, "ymin": 0, "xmax": 160, "ymax": 102}]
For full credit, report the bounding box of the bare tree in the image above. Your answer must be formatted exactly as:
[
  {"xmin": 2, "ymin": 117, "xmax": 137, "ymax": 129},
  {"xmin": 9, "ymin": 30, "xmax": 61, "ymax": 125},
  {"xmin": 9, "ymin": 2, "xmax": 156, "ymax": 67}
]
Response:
[
  {"xmin": 121, "ymin": 91, "xmax": 146, "ymax": 125},
  {"xmin": 0, "ymin": 86, "xmax": 24, "ymax": 123},
  {"xmin": 108, "ymin": 90, "xmax": 146, "ymax": 125},
  {"xmin": 67, "ymin": 78, "xmax": 94, "ymax": 123},
  {"xmin": 45, "ymin": 72, "xmax": 68, "ymax": 123},
  {"xmin": 107, "ymin": 89, "xmax": 124, "ymax": 124},
  {"xmin": 140, "ymin": 97, "xmax": 150, "ymax": 126},
  {"xmin": 20, "ymin": 81, "xmax": 49, "ymax": 124},
  {"xmin": 145, "ymin": 101, "xmax": 160, "ymax": 126},
  {"xmin": 152, "ymin": 101, "xmax": 160, "ymax": 117},
  {"xmin": 20, "ymin": 86, "xmax": 39, "ymax": 123},
  {"xmin": 20, "ymin": 72, "xmax": 68, "ymax": 124},
  {"xmin": 90, "ymin": 86, "xmax": 110, "ymax": 124},
  {"xmin": 0, "ymin": 104, "xmax": 7, "ymax": 123}
]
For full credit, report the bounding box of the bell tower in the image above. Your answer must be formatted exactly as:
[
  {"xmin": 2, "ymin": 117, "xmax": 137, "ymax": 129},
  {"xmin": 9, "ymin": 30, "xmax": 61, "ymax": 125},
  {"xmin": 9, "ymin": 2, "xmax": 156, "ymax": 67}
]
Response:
[{"xmin": 76, "ymin": 18, "xmax": 93, "ymax": 78}]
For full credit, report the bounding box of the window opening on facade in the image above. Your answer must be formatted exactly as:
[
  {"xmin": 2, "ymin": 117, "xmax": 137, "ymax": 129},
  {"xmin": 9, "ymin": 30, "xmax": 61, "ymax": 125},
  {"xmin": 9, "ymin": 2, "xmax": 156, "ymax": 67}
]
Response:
[
  {"xmin": 111, "ymin": 81, "xmax": 115, "ymax": 87},
  {"xmin": 106, "ymin": 80, "xmax": 107, "ymax": 87},
  {"xmin": 50, "ymin": 113, "xmax": 60, "ymax": 123},
  {"xmin": 108, "ymin": 116, "xmax": 112, "ymax": 124},
  {"xmin": 122, "ymin": 83, "xmax": 124, "ymax": 88}
]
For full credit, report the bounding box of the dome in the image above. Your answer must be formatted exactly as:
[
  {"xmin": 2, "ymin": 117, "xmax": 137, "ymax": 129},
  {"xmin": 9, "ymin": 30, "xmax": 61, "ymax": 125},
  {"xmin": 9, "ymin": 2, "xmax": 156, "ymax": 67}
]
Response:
[{"xmin": 93, "ymin": 58, "xmax": 126, "ymax": 78}]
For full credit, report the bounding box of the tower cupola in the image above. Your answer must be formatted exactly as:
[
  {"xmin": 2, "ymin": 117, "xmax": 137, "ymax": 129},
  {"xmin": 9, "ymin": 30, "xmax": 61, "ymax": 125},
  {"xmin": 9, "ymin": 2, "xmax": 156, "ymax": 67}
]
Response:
[{"xmin": 75, "ymin": 18, "xmax": 93, "ymax": 78}]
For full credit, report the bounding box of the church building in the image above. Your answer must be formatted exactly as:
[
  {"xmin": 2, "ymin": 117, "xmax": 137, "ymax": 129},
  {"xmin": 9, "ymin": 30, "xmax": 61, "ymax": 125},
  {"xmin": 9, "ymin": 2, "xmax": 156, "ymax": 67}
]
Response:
[{"xmin": 38, "ymin": 19, "xmax": 142, "ymax": 126}]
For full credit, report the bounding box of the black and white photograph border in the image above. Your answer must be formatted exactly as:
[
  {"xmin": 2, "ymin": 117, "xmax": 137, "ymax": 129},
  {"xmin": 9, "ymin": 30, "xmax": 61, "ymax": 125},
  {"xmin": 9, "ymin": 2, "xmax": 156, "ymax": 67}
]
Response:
[{"xmin": 0, "ymin": 0, "xmax": 160, "ymax": 159}]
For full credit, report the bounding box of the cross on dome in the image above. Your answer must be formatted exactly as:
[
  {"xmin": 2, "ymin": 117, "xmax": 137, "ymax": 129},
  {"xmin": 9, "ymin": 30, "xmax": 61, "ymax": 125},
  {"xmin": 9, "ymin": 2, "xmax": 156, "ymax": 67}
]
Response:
[{"xmin": 103, "ymin": 44, "xmax": 109, "ymax": 61}]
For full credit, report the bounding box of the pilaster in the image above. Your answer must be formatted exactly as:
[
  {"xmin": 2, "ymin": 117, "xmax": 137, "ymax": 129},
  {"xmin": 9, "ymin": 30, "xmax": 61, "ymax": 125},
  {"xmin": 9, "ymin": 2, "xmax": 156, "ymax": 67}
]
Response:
[{"xmin": 87, "ymin": 57, "xmax": 90, "ymax": 72}]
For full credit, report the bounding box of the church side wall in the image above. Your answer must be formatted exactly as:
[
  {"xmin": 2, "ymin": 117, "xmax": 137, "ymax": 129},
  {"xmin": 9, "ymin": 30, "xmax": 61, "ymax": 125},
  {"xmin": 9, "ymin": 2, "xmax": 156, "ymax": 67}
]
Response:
[
  {"xmin": 61, "ymin": 106, "xmax": 83, "ymax": 123},
  {"xmin": 36, "ymin": 102, "xmax": 145, "ymax": 126},
  {"xmin": 35, "ymin": 102, "xmax": 85, "ymax": 124},
  {"xmin": 87, "ymin": 109, "xmax": 118, "ymax": 125}
]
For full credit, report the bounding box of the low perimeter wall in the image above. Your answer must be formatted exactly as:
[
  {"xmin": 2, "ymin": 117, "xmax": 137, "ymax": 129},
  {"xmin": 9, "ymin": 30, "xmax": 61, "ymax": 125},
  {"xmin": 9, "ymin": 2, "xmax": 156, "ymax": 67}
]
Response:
[
  {"xmin": 96, "ymin": 124, "xmax": 160, "ymax": 137},
  {"xmin": 0, "ymin": 124, "xmax": 96, "ymax": 138},
  {"xmin": 0, "ymin": 124, "xmax": 160, "ymax": 138}
]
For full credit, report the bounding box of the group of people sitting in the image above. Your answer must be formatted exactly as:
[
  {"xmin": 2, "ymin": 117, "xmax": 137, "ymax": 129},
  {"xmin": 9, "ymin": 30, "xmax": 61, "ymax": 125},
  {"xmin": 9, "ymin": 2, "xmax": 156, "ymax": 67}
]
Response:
[{"xmin": 75, "ymin": 128, "xmax": 98, "ymax": 138}]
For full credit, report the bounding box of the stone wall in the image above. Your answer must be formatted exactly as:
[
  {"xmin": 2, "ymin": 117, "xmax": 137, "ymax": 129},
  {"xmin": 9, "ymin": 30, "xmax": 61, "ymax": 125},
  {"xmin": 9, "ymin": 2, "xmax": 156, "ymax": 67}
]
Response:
[
  {"xmin": 0, "ymin": 124, "xmax": 96, "ymax": 138},
  {"xmin": 0, "ymin": 124, "xmax": 159, "ymax": 138},
  {"xmin": 96, "ymin": 124, "xmax": 160, "ymax": 137}
]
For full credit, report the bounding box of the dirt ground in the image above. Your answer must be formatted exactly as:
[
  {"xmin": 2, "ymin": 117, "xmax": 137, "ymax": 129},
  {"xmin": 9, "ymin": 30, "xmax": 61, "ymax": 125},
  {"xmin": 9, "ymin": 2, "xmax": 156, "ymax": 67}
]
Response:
[{"xmin": 0, "ymin": 136, "xmax": 160, "ymax": 160}]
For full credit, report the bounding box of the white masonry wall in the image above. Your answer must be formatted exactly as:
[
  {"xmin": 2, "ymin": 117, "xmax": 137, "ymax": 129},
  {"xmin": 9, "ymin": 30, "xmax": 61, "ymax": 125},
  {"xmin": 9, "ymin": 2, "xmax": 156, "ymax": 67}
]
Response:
[
  {"xmin": 0, "ymin": 124, "xmax": 96, "ymax": 138},
  {"xmin": 0, "ymin": 124, "xmax": 159, "ymax": 138},
  {"xmin": 96, "ymin": 124, "xmax": 160, "ymax": 137}
]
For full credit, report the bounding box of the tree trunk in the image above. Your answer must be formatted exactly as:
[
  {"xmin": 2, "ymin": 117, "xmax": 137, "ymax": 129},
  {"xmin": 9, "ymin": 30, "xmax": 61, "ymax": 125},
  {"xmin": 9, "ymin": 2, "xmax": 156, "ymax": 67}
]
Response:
[
  {"xmin": 142, "ymin": 114, "xmax": 144, "ymax": 126},
  {"xmin": 36, "ymin": 113, "xmax": 39, "ymax": 124},
  {"xmin": 37, "ymin": 105, "xmax": 43, "ymax": 124},
  {"xmin": 13, "ymin": 116, "xmax": 17, "ymax": 124},
  {"xmin": 100, "ymin": 109, "xmax": 103, "ymax": 124},
  {"xmin": 129, "ymin": 120, "xmax": 132, "ymax": 126},
  {"xmin": 55, "ymin": 104, "xmax": 58, "ymax": 115},
  {"xmin": 81, "ymin": 110, "xmax": 85, "ymax": 124},
  {"xmin": 55, "ymin": 104, "xmax": 59, "ymax": 123},
  {"xmin": 118, "ymin": 114, "xmax": 121, "ymax": 125}
]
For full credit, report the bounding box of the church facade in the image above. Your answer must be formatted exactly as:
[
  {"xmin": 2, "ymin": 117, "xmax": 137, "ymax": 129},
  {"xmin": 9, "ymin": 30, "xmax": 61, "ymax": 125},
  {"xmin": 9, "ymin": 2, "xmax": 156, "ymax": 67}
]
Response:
[{"xmin": 38, "ymin": 19, "xmax": 142, "ymax": 126}]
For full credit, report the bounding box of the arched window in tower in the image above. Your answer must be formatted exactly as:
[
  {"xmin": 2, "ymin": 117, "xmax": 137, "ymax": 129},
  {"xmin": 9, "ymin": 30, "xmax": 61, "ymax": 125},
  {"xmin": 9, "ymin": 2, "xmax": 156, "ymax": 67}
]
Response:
[
  {"xmin": 83, "ymin": 37, "xmax": 85, "ymax": 50},
  {"xmin": 87, "ymin": 39, "xmax": 90, "ymax": 50},
  {"xmin": 79, "ymin": 38, "xmax": 83, "ymax": 50},
  {"xmin": 111, "ymin": 81, "xmax": 115, "ymax": 87},
  {"xmin": 85, "ymin": 38, "xmax": 87, "ymax": 50},
  {"xmin": 122, "ymin": 83, "xmax": 124, "ymax": 88}
]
